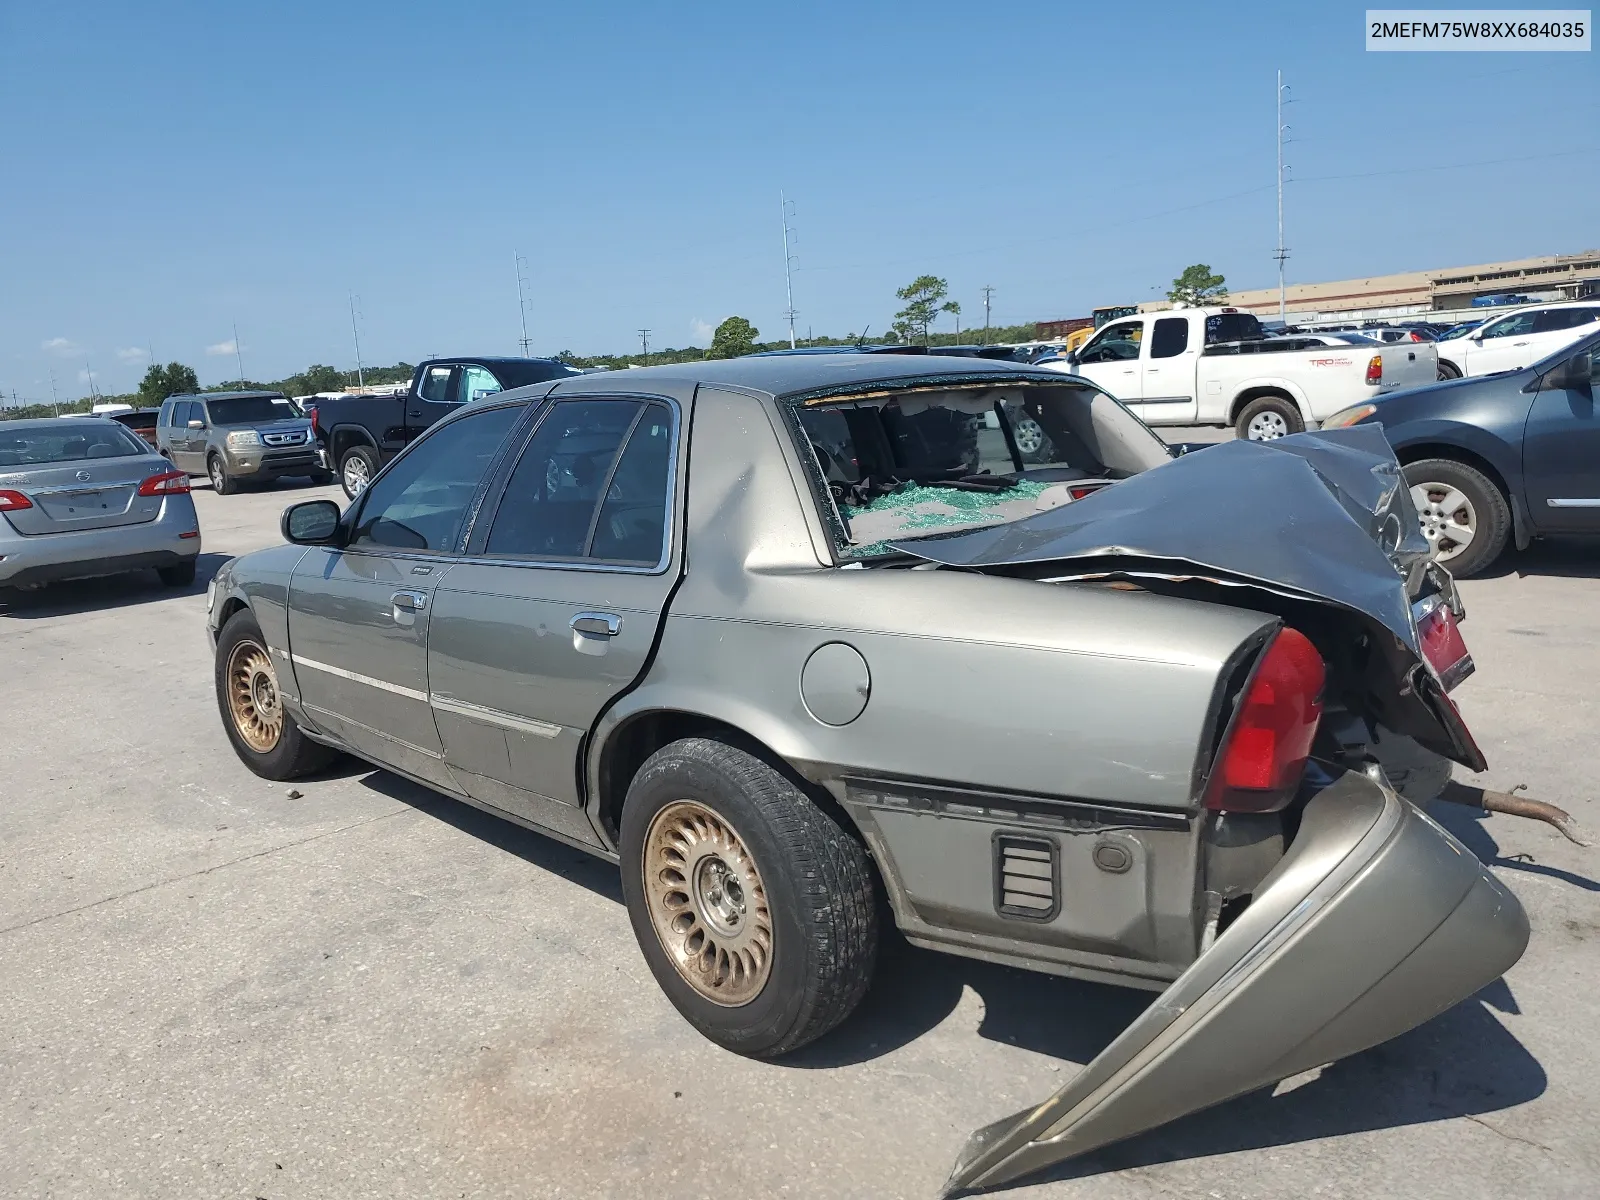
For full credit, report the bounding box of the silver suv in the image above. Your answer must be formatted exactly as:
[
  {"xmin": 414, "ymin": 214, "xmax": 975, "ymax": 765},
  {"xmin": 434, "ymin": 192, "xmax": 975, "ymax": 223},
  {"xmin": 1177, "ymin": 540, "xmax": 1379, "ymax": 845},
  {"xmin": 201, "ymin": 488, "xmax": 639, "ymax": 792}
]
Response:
[{"xmin": 156, "ymin": 391, "xmax": 329, "ymax": 495}]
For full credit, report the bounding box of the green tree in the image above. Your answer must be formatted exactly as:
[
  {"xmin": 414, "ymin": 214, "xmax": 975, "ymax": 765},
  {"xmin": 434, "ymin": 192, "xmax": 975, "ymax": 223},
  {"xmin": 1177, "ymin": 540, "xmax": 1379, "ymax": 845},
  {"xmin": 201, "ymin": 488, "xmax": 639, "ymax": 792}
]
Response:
[
  {"xmin": 136, "ymin": 362, "xmax": 200, "ymax": 409},
  {"xmin": 892, "ymin": 275, "xmax": 959, "ymax": 344},
  {"xmin": 1167, "ymin": 264, "xmax": 1228, "ymax": 307},
  {"xmin": 707, "ymin": 316, "xmax": 760, "ymax": 359},
  {"xmin": 299, "ymin": 364, "xmax": 347, "ymax": 394}
]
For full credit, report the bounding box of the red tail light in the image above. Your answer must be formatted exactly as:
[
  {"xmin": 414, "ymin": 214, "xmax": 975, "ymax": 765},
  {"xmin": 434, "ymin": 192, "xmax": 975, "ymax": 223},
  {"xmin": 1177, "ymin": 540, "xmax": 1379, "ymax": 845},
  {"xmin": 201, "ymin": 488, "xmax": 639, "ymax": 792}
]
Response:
[
  {"xmin": 1408, "ymin": 331, "xmax": 1424, "ymax": 342},
  {"xmin": 1365, "ymin": 355, "xmax": 1383, "ymax": 385},
  {"xmin": 1205, "ymin": 627, "xmax": 1325, "ymax": 813},
  {"xmin": 137, "ymin": 470, "xmax": 191, "ymax": 496},
  {"xmin": 309, "ymin": 406, "xmax": 320, "ymax": 434},
  {"xmin": 0, "ymin": 489, "xmax": 33, "ymax": 512}
]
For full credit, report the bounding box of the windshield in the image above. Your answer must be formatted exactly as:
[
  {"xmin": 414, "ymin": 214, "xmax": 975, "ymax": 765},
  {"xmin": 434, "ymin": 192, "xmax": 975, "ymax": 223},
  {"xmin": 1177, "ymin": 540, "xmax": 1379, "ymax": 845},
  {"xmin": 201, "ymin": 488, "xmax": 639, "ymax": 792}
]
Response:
[
  {"xmin": 790, "ymin": 383, "xmax": 1171, "ymax": 558},
  {"xmin": 0, "ymin": 423, "xmax": 148, "ymax": 466},
  {"xmin": 206, "ymin": 395, "xmax": 299, "ymax": 424}
]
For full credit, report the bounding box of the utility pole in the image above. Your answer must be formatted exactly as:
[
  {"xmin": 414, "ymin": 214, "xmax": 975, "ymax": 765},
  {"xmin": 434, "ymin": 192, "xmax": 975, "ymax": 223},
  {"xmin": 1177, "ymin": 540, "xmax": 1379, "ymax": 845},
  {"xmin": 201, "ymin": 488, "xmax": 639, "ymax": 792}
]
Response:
[
  {"xmin": 981, "ymin": 286, "xmax": 994, "ymax": 342},
  {"xmin": 780, "ymin": 192, "xmax": 798, "ymax": 349},
  {"xmin": 1275, "ymin": 69, "xmax": 1292, "ymax": 324},
  {"xmin": 514, "ymin": 253, "xmax": 533, "ymax": 356},
  {"xmin": 638, "ymin": 329, "xmax": 651, "ymax": 364},
  {"xmin": 49, "ymin": 371, "xmax": 61, "ymax": 415},
  {"xmin": 232, "ymin": 322, "xmax": 245, "ymax": 384},
  {"xmin": 85, "ymin": 361, "xmax": 100, "ymax": 399},
  {"xmin": 349, "ymin": 294, "xmax": 366, "ymax": 389}
]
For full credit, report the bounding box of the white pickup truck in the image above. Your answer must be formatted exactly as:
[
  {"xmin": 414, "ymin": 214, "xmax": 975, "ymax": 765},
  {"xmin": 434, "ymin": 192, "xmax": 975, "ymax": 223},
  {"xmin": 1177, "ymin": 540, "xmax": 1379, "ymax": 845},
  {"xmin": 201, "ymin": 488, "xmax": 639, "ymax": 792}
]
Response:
[{"xmin": 1041, "ymin": 307, "xmax": 1438, "ymax": 440}]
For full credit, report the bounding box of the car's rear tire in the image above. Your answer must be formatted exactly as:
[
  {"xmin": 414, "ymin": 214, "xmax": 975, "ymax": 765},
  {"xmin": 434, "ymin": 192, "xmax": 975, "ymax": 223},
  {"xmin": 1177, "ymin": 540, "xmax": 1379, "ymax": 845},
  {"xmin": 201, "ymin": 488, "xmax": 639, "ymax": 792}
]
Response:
[
  {"xmin": 208, "ymin": 454, "xmax": 238, "ymax": 496},
  {"xmin": 214, "ymin": 608, "xmax": 341, "ymax": 779},
  {"xmin": 158, "ymin": 560, "xmax": 197, "ymax": 587},
  {"xmin": 1403, "ymin": 457, "xmax": 1510, "ymax": 578},
  {"xmin": 339, "ymin": 445, "xmax": 379, "ymax": 500},
  {"xmin": 1436, "ymin": 360, "xmax": 1462, "ymax": 381},
  {"xmin": 1235, "ymin": 394, "xmax": 1304, "ymax": 441},
  {"xmin": 619, "ymin": 737, "xmax": 879, "ymax": 1059}
]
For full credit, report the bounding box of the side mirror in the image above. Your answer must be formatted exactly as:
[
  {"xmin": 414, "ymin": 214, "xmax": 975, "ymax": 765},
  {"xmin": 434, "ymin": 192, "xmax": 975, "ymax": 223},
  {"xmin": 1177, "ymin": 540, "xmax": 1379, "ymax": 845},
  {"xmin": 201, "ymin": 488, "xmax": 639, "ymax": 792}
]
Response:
[
  {"xmin": 1065, "ymin": 352, "xmax": 1080, "ymax": 367},
  {"xmin": 187, "ymin": 419, "xmax": 205, "ymax": 430},
  {"xmin": 281, "ymin": 499, "xmax": 343, "ymax": 545},
  {"xmin": 1546, "ymin": 351, "xmax": 1594, "ymax": 395}
]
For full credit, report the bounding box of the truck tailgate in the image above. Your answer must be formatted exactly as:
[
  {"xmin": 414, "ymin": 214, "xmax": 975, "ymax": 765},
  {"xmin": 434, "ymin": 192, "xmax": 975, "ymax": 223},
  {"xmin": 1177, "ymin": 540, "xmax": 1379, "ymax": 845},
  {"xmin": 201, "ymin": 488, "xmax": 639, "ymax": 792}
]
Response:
[{"xmin": 1378, "ymin": 342, "xmax": 1437, "ymax": 392}]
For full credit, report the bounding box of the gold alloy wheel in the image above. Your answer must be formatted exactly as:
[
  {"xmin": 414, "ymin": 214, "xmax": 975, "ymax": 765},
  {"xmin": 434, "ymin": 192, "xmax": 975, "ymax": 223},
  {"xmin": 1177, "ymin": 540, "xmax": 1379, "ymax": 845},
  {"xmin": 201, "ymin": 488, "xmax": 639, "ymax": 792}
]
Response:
[
  {"xmin": 226, "ymin": 639, "xmax": 285, "ymax": 753},
  {"xmin": 642, "ymin": 800, "xmax": 774, "ymax": 1007}
]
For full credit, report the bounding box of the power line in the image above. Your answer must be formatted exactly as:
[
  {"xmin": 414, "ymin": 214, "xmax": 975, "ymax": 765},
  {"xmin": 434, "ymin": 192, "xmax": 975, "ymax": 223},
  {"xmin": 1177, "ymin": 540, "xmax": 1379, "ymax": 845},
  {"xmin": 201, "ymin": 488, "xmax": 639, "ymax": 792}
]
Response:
[{"xmin": 232, "ymin": 322, "xmax": 245, "ymax": 384}]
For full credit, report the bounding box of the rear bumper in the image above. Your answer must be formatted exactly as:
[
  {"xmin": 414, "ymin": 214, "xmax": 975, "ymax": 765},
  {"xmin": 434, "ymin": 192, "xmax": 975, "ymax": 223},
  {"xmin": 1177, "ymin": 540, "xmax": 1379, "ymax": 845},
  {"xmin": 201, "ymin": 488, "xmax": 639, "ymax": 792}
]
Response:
[
  {"xmin": 945, "ymin": 767, "xmax": 1528, "ymax": 1194},
  {"xmin": 0, "ymin": 498, "xmax": 200, "ymax": 585}
]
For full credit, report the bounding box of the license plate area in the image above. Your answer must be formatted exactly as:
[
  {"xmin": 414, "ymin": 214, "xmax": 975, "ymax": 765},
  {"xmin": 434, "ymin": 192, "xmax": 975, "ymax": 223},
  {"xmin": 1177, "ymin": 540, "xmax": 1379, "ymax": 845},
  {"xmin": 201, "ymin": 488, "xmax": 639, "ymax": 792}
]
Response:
[{"xmin": 37, "ymin": 486, "xmax": 134, "ymax": 519}]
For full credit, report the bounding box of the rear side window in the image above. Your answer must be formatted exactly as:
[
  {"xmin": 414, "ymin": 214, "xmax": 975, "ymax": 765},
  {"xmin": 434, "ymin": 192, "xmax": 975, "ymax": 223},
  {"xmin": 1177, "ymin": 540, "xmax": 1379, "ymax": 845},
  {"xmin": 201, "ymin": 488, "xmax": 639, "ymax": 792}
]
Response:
[
  {"xmin": 484, "ymin": 399, "xmax": 673, "ymax": 566},
  {"xmin": 1149, "ymin": 317, "xmax": 1189, "ymax": 359},
  {"xmin": 1534, "ymin": 308, "xmax": 1600, "ymax": 333},
  {"xmin": 1205, "ymin": 313, "xmax": 1263, "ymax": 344}
]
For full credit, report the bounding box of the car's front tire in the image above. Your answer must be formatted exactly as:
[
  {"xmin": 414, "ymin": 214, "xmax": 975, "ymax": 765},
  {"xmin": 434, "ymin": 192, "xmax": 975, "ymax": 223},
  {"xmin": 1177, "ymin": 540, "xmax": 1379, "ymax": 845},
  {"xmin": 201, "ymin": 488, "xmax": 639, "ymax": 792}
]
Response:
[
  {"xmin": 1403, "ymin": 457, "xmax": 1510, "ymax": 578},
  {"xmin": 208, "ymin": 454, "xmax": 238, "ymax": 496},
  {"xmin": 619, "ymin": 737, "xmax": 879, "ymax": 1059},
  {"xmin": 214, "ymin": 608, "xmax": 341, "ymax": 779},
  {"xmin": 1436, "ymin": 360, "xmax": 1462, "ymax": 381}
]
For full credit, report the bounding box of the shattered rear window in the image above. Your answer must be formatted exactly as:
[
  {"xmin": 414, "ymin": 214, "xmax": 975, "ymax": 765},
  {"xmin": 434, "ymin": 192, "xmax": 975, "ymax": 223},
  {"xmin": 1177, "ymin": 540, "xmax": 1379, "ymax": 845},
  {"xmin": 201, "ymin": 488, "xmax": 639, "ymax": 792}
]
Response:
[{"xmin": 785, "ymin": 383, "xmax": 1171, "ymax": 560}]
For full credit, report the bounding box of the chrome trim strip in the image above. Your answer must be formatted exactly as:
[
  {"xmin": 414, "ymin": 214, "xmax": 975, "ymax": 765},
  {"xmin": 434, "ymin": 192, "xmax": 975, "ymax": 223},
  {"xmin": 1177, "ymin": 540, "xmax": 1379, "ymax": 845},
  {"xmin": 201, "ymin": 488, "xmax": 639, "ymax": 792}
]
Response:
[
  {"xmin": 1547, "ymin": 498, "xmax": 1600, "ymax": 508},
  {"xmin": 429, "ymin": 692, "xmax": 562, "ymax": 739},
  {"xmin": 300, "ymin": 702, "xmax": 445, "ymax": 759},
  {"xmin": 290, "ymin": 653, "xmax": 428, "ymax": 702}
]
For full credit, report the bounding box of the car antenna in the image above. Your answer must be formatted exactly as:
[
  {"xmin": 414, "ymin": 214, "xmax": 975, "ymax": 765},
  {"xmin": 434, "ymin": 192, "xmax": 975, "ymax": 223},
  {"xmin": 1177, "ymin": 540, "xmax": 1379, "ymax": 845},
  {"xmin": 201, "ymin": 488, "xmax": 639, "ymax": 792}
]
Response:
[{"xmin": 857, "ymin": 325, "xmax": 871, "ymax": 348}]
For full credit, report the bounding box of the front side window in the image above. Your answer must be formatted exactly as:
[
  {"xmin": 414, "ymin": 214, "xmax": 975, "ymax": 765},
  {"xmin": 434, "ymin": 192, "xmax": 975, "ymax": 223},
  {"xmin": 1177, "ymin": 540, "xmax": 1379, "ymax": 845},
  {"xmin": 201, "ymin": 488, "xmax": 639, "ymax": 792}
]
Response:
[
  {"xmin": 418, "ymin": 365, "xmax": 458, "ymax": 404},
  {"xmin": 1078, "ymin": 320, "xmax": 1144, "ymax": 364},
  {"xmin": 349, "ymin": 404, "xmax": 521, "ymax": 553},
  {"xmin": 461, "ymin": 365, "xmax": 503, "ymax": 404},
  {"xmin": 1482, "ymin": 313, "xmax": 1536, "ymax": 339},
  {"xmin": 485, "ymin": 399, "xmax": 673, "ymax": 565},
  {"xmin": 1149, "ymin": 317, "xmax": 1190, "ymax": 359}
]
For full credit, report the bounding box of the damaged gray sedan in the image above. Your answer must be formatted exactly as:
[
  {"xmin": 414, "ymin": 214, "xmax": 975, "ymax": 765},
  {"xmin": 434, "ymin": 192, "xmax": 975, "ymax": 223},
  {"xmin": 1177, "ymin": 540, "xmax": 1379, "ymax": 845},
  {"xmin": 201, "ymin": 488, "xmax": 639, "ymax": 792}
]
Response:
[{"xmin": 206, "ymin": 354, "xmax": 1530, "ymax": 1194}]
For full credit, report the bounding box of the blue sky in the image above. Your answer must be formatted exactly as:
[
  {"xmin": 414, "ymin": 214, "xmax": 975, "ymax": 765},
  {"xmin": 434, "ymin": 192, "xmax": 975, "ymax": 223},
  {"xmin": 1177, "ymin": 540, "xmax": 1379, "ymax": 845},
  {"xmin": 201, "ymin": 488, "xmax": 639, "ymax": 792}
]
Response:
[{"xmin": 2, "ymin": 1, "xmax": 1595, "ymax": 399}]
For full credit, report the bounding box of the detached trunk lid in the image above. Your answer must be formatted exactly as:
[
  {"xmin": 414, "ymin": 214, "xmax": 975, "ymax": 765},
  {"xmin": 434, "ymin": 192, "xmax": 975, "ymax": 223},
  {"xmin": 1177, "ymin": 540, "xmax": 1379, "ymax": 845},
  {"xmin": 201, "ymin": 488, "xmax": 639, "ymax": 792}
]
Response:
[{"xmin": 0, "ymin": 455, "xmax": 170, "ymax": 535}]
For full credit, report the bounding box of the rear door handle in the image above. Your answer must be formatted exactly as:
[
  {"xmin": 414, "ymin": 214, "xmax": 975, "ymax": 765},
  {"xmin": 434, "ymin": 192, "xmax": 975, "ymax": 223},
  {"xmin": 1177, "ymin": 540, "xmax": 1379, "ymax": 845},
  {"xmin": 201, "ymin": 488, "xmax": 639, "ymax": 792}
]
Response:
[
  {"xmin": 391, "ymin": 590, "xmax": 428, "ymax": 612},
  {"xmin": 571, "ymin": 612, "xmax": 621, "ymax": 637}
]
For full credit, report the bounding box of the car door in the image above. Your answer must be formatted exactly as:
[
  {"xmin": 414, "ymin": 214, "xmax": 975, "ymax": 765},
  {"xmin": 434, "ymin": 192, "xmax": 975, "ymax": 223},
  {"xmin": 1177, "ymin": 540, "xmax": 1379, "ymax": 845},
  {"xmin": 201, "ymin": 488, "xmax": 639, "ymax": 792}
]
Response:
[
  {"xmin": 1521, "ymin": 339, "xmax": 1600, "ymax": 532},
  {"xmin": 406, "ymin": 363, "xmax": 461, "ymax": 443},
  {"xmin": 171, "ymin": 402, "xmax": 201, "ymax": 471},
  {"xmin": 1137, "ymin": 315, "xmax": 1198, "ymax": 422},
  {"xmin": 427, "ymin": 395, "xmax": 682, "ymax": 843},
  {"xmin": 1070, "ymin": 318, "xmax": 1146, "ymax": 402},
  {"xmin": 1463, "ymin": 310, "xmax": 1539, "ymax": 376},
  {"xmin": 286, "ymin": 402, "xmax": 526, "ymax": 788}
]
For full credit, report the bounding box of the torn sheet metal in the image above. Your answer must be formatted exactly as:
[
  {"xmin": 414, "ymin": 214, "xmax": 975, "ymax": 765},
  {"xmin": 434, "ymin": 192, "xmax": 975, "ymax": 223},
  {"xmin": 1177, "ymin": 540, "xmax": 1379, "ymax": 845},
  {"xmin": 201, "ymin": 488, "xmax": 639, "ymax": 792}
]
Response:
[{"xmin": 890, "ymin": 427, "xmax": 1484, "ymax": 769}]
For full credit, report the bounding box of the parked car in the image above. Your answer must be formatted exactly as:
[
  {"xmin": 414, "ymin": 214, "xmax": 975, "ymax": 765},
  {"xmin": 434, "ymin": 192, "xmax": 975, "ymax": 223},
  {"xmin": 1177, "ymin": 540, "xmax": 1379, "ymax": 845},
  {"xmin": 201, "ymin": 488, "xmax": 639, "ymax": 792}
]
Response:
[
  {"xmin": 311, "ymin": 357, "xmax": 582, "ymax": 499},
  {"xmin": 1323, "ymin": 328, "xmax": 1600, "ymax": 576},
  {"xmin": 0, "ymin": 417, "xmax": 199, "ymax": 592},
  {"xmin": 156, "ymin": 391, "xmax": 326, "ymax": 495},
  {"xmin": 209, "ymin": 354, "xmax": 1526, "ymax": 1193},
  {"xmin": 1434, "ymin": 300, "xmax": 1600, "ymax": 380},
  {"xmin": 1437, "ymin": 320, "xmax": 1483, "ymax": 342},
  {"xmin": 108, "ymin": 407, "xmax": 160, "ymax": 448},
  {"xmin": 1360, "ymin": 324, "xmax": 1438, "ymax": 343},
  {"xmin": 1040, "ymin": 307, "xmax": 1438, "ymax": 439}
]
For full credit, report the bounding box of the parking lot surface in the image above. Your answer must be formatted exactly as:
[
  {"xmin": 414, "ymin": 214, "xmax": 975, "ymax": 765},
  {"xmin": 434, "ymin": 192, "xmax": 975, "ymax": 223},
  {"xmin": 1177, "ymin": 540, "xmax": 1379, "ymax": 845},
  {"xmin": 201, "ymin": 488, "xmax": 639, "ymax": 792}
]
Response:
[{"xmin": 3, "ymin": 476, "xmax": 1598, "ymax": 1200}]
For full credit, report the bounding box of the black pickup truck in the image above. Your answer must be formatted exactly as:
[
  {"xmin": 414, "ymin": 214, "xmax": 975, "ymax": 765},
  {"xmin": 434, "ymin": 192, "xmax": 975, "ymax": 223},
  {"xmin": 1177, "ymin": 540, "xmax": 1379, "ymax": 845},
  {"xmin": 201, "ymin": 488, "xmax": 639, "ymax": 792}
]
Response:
[{"xmin": 313, "ymin": 356, "xmax": 581, "ymax": 497}]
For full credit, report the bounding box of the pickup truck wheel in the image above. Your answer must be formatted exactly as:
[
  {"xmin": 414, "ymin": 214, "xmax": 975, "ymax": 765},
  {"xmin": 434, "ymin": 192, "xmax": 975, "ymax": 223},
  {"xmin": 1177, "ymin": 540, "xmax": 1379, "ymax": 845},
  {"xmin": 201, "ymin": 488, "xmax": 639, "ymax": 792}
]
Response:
[
  {"xmin": 619, "ymin": 737, "xmax": 879, "ymax": 1059},
  {"xmin": 207, "ymin": 454, "xmax": 238, "ymax": 496},
  {"xmin": 214, "ymin": 608, "xmax": 341, "ymax": 779},
  {"xmin": 1235, "ymin": 395, "xmax": 1304, "ymax": 442},
  {"xmin": 1403, "ymin": 458, "xmax": 1509, "ymax": 578},
  {"xmin": 340, "ymin": 446, "xmax": 378, "ymax": 499}
]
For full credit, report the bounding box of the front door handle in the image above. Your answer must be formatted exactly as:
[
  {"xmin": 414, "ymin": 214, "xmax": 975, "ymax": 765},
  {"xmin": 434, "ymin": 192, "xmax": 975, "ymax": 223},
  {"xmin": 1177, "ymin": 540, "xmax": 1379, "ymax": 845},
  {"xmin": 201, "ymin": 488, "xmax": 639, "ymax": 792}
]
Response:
[
  {"xmin": 391, "ymin": 590, "xmax": 428, "ymax": 612},
  {"xmin": 570, "ymin": 612, "xmax": 621, "ymax": 637}
]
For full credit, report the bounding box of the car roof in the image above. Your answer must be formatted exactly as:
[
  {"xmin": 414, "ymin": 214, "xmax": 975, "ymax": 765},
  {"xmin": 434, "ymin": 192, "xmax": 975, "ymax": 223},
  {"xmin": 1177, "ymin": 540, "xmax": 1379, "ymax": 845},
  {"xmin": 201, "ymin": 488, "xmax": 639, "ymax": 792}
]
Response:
[
  {"xmin": 422, "ymin": 355, "xmax": 566, "ymax": 366},
  {"xmin": 168, "ymin": 390, "xmax": 287, "ymax": 402},
  {"xmin": 550, "ymin": 351, "xmax": 1082, "ymax": 402}
]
